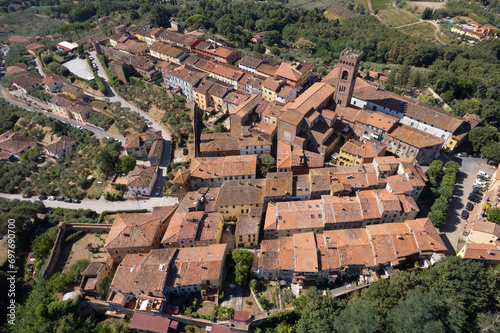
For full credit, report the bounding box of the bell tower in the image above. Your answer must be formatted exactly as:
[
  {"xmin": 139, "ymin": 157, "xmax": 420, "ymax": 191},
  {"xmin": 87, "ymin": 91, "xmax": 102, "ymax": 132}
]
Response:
[{"xmin": 334, "ymin": 48, "xmax": 363, "ymax": 107}]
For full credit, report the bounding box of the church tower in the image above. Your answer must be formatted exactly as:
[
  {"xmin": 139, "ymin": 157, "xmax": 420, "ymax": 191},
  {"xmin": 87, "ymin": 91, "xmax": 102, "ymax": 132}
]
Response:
[{"xmin": 334, "ymin": 48, "xmax": 363, "ymax": 107}]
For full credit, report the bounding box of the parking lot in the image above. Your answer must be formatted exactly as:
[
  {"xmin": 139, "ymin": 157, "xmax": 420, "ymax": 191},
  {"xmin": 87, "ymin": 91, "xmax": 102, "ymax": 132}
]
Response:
[
  {"xmin": 63, "ymin": 57, "xmax": 94, "ymax": 79},
  {"xmin": 438, "ymin": 154, "xmax": 497, "ymax": 253}
]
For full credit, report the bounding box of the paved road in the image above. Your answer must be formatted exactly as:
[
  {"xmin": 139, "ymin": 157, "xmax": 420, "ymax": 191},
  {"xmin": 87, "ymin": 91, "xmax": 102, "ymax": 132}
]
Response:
[
  {"xmin": 0, "ymin": 193, "xmax": 178, "ymax": 213},
  {"xmin": 90, "ymin": 50, "xmax": 172, "ymax": 193},
  {"xmin": 1, "ymin": 88, "xmax": 125, "ymax": 143},
  {"xmin": 436, "ymin": 154, "xmax": 496, "ymax": 253}
]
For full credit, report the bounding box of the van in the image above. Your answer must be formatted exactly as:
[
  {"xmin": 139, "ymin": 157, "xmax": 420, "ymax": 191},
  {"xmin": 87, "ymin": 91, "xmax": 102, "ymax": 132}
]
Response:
[{"xmin": 97, "ymin": 181, "xmax": 103, "ymax": 186}]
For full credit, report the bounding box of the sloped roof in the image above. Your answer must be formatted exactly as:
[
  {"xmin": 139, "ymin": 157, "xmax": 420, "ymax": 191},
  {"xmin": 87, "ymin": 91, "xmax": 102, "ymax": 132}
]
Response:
[{"xmin": 105, "ymin": 213, "xmax": 165, "ymax": 249}]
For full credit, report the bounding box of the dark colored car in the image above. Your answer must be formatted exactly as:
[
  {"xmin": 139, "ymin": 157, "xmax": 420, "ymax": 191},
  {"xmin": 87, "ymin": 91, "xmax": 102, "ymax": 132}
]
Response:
[
  {"xmin": 466, "ymin": 202, "xmax": 474, "ymax": 211},
  {"xmin": 468, "ymin": 195, "xmax": 480, "ymax": 203},
  {"xmin": 56, "ymin": 196, "xmax": 65, "ymax": 201},
  {"xmin": 183, "ymin": 148, "xmax": 188, "ymax": 156},
  {"xmin": 22, "ymin": 194, "xmax": 31, "ymax": 198},
  {"xmin": 38, "ymin": 195, "xmax": 47, "ymax": 200},
  {"xmin": 64, "ymin": 198, "xmax": 72, "ymax": 203},
  {"xmin": 461, "ymin": 210, "xmax": 469, "ymax": 220},
  {"xmin": 72, "ymin": 199, "xmax": 81, "ymax": 204}
]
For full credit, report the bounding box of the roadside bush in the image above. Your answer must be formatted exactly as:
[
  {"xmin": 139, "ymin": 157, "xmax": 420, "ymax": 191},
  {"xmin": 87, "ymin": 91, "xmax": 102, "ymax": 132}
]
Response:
[
  {"xmin": 93, "ymin": 72, "xmax": 107, "ymax": 95},
  {"xmin": 428, "ymin": 162, "xmax": 459, "ymax": 228}
]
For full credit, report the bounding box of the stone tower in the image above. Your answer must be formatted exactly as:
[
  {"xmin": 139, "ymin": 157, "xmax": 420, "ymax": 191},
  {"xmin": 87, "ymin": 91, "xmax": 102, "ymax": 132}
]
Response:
[{"xmin": 334, "ymin": 48, "xmax": 363, "ymax": 107}]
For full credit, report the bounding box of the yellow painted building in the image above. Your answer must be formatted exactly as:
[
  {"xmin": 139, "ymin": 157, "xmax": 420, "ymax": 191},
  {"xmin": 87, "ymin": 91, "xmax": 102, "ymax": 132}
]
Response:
[
  {"xmin": 235, "ymin": 207, "xmax": 262, "ymax": 247},
  {"xmin": 61, "ymin": 84, "xmax": 84, "ymax": 99},
  {"xmin": 337, "ymin": 149, "xmax": 356, "ymax": 166},
  {"xmin": 48, "ymin": 95, "xmax": 73, "ymax": 119}
]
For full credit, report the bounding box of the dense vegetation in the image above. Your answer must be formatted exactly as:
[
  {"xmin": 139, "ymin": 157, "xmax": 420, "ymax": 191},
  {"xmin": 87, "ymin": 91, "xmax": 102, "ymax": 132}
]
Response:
[
  {"xmin": 256, "ymin": 256, "xmax": 500, "ymax": 333},
  {"xmin": 0, "ymin": 101, "xmax": 123, "ymax": 197}
]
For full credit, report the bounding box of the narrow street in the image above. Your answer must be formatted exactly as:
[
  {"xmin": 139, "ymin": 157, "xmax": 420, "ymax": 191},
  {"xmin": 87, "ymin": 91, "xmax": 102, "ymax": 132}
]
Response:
[{"xmin": 0, "ymin": 192, "xmax": 178, "ymax": 213}]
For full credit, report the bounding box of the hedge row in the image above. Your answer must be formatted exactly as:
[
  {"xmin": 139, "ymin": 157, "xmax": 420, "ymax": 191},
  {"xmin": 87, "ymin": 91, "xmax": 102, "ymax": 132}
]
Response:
[{"xmin": 428, "ymin": 161, "xmax": 460, "ymax": 228}]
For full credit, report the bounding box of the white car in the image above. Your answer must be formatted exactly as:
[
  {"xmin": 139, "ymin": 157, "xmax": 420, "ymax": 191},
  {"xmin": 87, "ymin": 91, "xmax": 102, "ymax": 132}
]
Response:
[
  {"xmin": 47, "ymin": 196, "xmax": 56, "ymax": 200},
  {"xmin": 456, "ymin": 152, "xmax": 468, "ymax": 157}
]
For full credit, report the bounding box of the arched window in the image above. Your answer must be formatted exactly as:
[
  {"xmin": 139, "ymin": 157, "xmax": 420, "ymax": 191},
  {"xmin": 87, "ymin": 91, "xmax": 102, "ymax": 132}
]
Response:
[{"xmin": 341, "ymin": 70, "xmax": 349, "ymax": 80}]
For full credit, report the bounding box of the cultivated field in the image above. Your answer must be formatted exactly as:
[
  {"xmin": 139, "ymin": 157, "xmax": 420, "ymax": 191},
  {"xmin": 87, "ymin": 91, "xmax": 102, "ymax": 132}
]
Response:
[
  {"xmin": 371, "ymin": 0, "xmax": 393, "ymax": 11},
  {"xmin": 399, "ymin": 22, "xmax": 436, "ymax": 40},
  {"xmin": 378, "ymin": 8, "xmax": 419, "ymax": 27},
  {"xmin": 407, "ymin": 1, "xmax": 446, "ymax": 14}
]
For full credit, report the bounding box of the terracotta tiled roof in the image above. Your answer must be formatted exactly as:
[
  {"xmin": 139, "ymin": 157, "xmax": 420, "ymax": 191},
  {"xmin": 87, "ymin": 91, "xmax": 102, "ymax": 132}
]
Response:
[
  {"xmin": 105, "ymin": 213, "xmax": 165, "ymax": 250},
  {"xmin": 472, "ymin": 221, "xmax": 500, "ymax": 238},
  {"xmin": 353, "ymin": 78, "xmax": 464, "ymax": 133},
  {"xmin": 203, "ymin": 62, "xmax": 244, "ymax": 81},
  {"xmin": 387, "ymin": 123, "xmax": 444, "ymax": 148},
  {"xmin": 286, "ymin": 82, "xmax": 334, "ymax": 115},
  {"xmin": 265, "ymin": 172, "xmax": 293, "ymax": 198},
  {"xmin": 25, "ymin": 42, "xmax": 45, "ymax": 52},
  {"xmin": 44, "ymin": 135, "xmax": 76, "ymax": 154},
  {"xmin": 5, "ymin": 64, "xmax": 27, "ymax": 76},
  {"xmin": 405, "ymin": 218, "xmax": 447, "ymax": 253},
  {"xmin": 236, "ymin": 207, "xmax": 262, "ymax": 237},
  {"xmin": 164, "ymin": 64, "xmax": 207, "ymax": 84},
  {"xmin": 239, "ymin": 55, "xmax": 264, "ymax": 69},
  {"xmin": 215, "ymin": 179, "xmax": 265, "ymax": 207},
  {"xmin": 256, "ymin": 62, "xmax": 279, "ymax": 76},
  {"xmin": 190, "ymin": 155, "xmax": 257, "ymax": 179},
  {"xmin": 460, "ymin": 243, "xmax": 500, "ymax": 260},
  {"xmin": 0, "ymin": 130, "xmax": 36, "ymax": 154},
  {"xmin": 11, "ymin": 71, "xmax": 43, "ymax": 89},
  {"xmin": 9, "ymin": 35, "xmax": 35, "ymax": 43},
  {"xmin": 127, "ymin": 165, "xmax": 158, "ymax": 188},
  {"xmin": 367, "ymin": 111, "xmax": 398, "ymax": 131},
  {"xmin": 150, "ymin": 41, "xmax": 186, "ymax": 57},
  {"xmin": 43, "ymin": 75, "xmax": 62, "ymax": 85},
  {"xmin": 276, "ymin": 61, "xmax": 312, "ymax": 82},
  {"xmin": 124, "ymin": 131, "xmax": 162, "ymax": 149}
]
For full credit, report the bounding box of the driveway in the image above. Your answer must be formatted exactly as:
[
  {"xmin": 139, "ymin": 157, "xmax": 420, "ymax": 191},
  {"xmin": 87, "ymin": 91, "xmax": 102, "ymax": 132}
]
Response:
[
  {"xmin": 436, "ymin": 154, "xmax": 496, "ymax": 252},
  {"xmin": 2, "ymin": 88, "xmax": 124, "ymax": 143},
  {"xmin": 219, "ymin": 282, "xmax": 243, "ymax": 311},
  {"xmin": 0, "ymin": 193, "xmax": 178, "ymax": 214},
  {"xmin": 89, "ymin": 51, "xmax": 172, "ymax": 192},
  {"xmin": 64, "ymin": 57, "xmax": 94, "ymax": 80}
]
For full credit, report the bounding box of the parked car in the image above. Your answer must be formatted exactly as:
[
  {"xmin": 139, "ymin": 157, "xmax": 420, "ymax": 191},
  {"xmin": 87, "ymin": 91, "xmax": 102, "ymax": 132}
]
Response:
[
  {"xmin": 155, "ymin": 189, "xmax": 161, "ymax": 196},
  {"xmin": 468, "ymin": 195, "xmax": 480, "ymax": 203},
  {"xmin": 73, "ymin": 199, "xmax": 81, "ymax": 204},
  {"xmin": 22, "ymin": 194, "xmax": 31, "ymax": 198},
  {"xmin": 38, "ymin": 195, "xmax": 47, "ymax": 200},
  {"xmin": 63, "ymin": 198, "xmax": 72, "ymax": 203},
  {"xmin": 182, "ymin": 148, "xmax": 188, "ymax": 156},
  {"xmin": 48, "ymin": 196, "xmax": 56, "ymax": 201},
  {"xmin": 456, "ymin": 152, "xmax": 468, "ymax": 157},
  {"xmin": 488, "ymin": 160, "xmax": 498, "ymax": 166},
  {"xmin": 56, "ymin": 196, "xmax": 65, "ymax": 201},
  {"xmin": 478, "ymin": 171, "xmax": 488, "ymax": 177},
  {"xmin": 466, "ymin": 202, "xmax": 474, "ymax": 211},
  {"xmin": 461, "ymin": 210, "xmax": 469, "ymax": 220}
]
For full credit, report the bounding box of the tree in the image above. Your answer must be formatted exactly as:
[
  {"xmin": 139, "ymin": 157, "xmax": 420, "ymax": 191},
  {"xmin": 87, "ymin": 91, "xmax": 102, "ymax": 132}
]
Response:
[
  {"xmin": 184, "ymin": 14, "xmax": 211, "ymax": 30},
  {"xmin": 386, "ymin": 290, "xmax": 446, "ymax": 333},
  {"xmin": 481, "ymin": 141, "xmax": 500, "ymax": 162},
  {"xmin": 469, "ymin": 126, "xmax": 500, "ymax": 152},
  {"xmin": 422, "ymin": 7, "xmax": 434, "ymax": 20},
  {"xmin": 263, "ymin": 30, "xmax": 281, "ymax": 46},
  {"xmin": 258, "ymin": 154, "xmax": 275, "ymax": 177},
  {"xmin": 487, "ymin": 207, "xmax": 500, "ymax": 223},
  {"xmin": 150, "ymin": 4, "xmax": 171, "ymax": 28},
  {"xmin": 118, "ymin": 155, "xmax": 136, "ymax": 173},
  {"xmin": 334, "ymin": 300, "xmax": 383, "ymax": 333},
  {"xmin": 231, "ymin": 249, "xmax": 253, "ymax": 286},
  {"xmin": 398, "ymin": 60, "xmax": 411, "ymax": 88},
  {"xmin": 253, "ymin": 43, "xmax": 265, "ymax": 54}
]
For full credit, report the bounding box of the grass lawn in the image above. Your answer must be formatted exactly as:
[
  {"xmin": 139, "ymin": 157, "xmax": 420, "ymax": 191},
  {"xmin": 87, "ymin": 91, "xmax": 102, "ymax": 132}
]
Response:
[
  {"xmin": 379, "ymin": 8, "xmax": 419, "ymax": 27},
  {"xmin": 86, "ymin": 180, "xmax": 107, "ymax": 199},
  {"xmin": 59, "ymin": 233, "xmax": 108, "ymax": 273},
  {"xmin": 242, "ymin": 287, "xmax": 261, "ymax": 313},
  {"xmin": 399, "ymin": 22, "xmax": 436, "ymax": 41},
  {"xmin": 371, "ymin": 0, "xmax": 393, "ymax": 11}
]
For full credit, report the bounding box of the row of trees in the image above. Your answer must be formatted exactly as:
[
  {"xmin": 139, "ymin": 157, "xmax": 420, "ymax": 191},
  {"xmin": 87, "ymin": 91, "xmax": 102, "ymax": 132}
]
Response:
[{"xmin": 427, "ymin": 160, "xmax": 460, "ymax": 227}]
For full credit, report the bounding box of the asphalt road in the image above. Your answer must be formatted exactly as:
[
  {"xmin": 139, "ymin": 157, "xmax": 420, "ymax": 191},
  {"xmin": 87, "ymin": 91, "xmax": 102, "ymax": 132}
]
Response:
[
  {"xmin": 436, "ymin": 153, "xmax": 497, "ymax": 253},
  {"xmin": 0, "ymin": 193, "xmax": 178, "ymax": 213}
]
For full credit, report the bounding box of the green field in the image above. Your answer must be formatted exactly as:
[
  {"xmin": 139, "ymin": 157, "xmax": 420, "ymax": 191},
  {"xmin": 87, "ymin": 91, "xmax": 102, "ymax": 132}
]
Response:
[
  {"xmin": 378, "ymin": 8, "xmax": 419, "ymax": 27},
  {"xmin": 371, "ymin": 0, "xmax": 393, "ymax": 11},
  {"xmin": 399, "ymin": 22, "xmax": 436, "ymax": 41}
]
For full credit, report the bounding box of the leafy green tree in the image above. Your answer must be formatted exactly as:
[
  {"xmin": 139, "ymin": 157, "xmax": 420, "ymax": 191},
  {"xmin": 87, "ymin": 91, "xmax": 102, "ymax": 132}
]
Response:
[
  {"xmin": 469, "ymin": 126, "xmax": 500, "ymax": 152},
  {"xmin": 386, "ymin": 290, "xmax": 446, "ymax": 333},
  {"xmin": 417, "ymin": 94, "xmax": 436, "ymax": 106},
  {"xmin": 150, "ymin": 4, "xmax": 171, "ymax": 28},
  {"xmin": 487, "ymin": 207, "xmax": 500, "ymax": 223},
  {"xmin": 263, "ymin": 30, "xmax": 281, "ymax": 46},
  {"xmin": 334, "ymin": 300, "xmax": 383, "ymax": 333},
  {"xmin": 295, "ymin": 289, "xmax": 346, "ymax": 333},
  {"xmin": 231, "ymin": 249, "xmax": 253, "ymax": 286},
  {"xmin": 253, "ymin": 43, "xmax": 265, "ymax": 54},
  {"xmin": 184, "ymin": 14, "xmax": 211, "ymax": 30},
  {"xmin": 118, "ymin": 155, "xmax": 136, "ymax": 173},
  {"xmin": 258, "ymin": 154, "xmax": 275, "ymax": 177}
]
